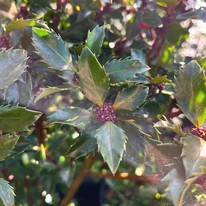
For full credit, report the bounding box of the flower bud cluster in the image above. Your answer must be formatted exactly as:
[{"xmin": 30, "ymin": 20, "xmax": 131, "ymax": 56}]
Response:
[
  {"xmin": 0, "ymin": 34, "xmax": 10, "ymax": 49},
  {"xmin": 95, "ymin": 103, "xmax": 117, "ymax": 123},
  {"xmin": 72, "ymin": 73, "xmax": 78, "ymax": 85},
  {"xmin": 194, "ymin": 174, "xmax": 206, "ymax": 191},
  {"xmin": 191, "ymin": 126, "xmax": 206, "ymax": 141}
]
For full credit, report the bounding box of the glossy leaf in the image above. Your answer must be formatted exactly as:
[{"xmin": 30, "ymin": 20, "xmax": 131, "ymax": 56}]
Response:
[
  {"xmin": 48, "ymin": 107, "xmax": 93, "ymax": 127},
  {"xmin": 113, "ymin": 85, "xmax": 148, "ymax": 110},
  {"xmin": 0, "ymin": 106, "xmax": 42, "ymax": 133},
  {"xmin": 77, "ymin": 47, "xmax": 109, "ymax": 106},
  {"xmin": 96, "ymin": 121, "xmax": 127, "ymax": 174},
  {"xmin": 32, "ymin": 27, "xmax": 72, "ymax": 71},
  {"xmin": 181, "ymin": 135, "xmax": 206, "ymax": 178},
  {"xmin": 0, "ymin": 49, "xmax": 27, "ymax": 89},
  {"xmin": 174, "ymin": 60, "xmax": 206, "ymax": 127},
  {"xmin": 6, "ymin": 19, "xmax": 49, "ymax": 33},
  {"xmin": 131, "ymin": 49, "xmax": 146, "ymax": 64},
  {"xmin": 86, "ymin": 25, "xmax": 105, "ymax": 55},
  {"xmin": 0, "ymin": 134, "xmax": 19, "ymax": 161},
  {"xmin": 0, "ymin": 179, "xmax": 14, "ymax": 206},
  {"xmin": 35, "ymin": 86, "xmax": 71, "ymax": 103},
  {"xmin": 105, "ymin": 59, "xmax": 150, "ymax": 84},
  {"xmin": 141, "ymin": 10, "xmax": 162, "ymax": 27}
]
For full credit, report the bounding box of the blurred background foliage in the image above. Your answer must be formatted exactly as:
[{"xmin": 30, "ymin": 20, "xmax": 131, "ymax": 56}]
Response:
[{"xmin": 0, "ymin": 0, "xmax": 206, "ymax": 205}]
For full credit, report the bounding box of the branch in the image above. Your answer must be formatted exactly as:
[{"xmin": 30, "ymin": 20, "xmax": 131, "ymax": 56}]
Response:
[
  {"xmin": 88, "ymin": 172, "xmax": 159, "ymax": 184},
  {"xmin": 60, "ymin": 154, "xmax": 97, "ymax": 206}
]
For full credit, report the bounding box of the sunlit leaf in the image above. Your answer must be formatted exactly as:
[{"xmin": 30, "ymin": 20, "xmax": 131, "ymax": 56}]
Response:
[
  {"xmin": 174, "ymin": 60, "xmax": 206, "ymax": 127},
  {"xmin": 32, "ymin": 27, "xmax": 73, "ymax": 71},
  {"xmin": 0, "ymin": 134, "xmax": 19, "ymax": 161},
  {"xmin": 86, "ymin": 25, "xmax": 105, "ymax": 55},
  {"xmin": 150, "ymin": 75, "xmax": 172, "ymax": 84},
  {"xmin": 0, "ymin": 49, "xmax": 27, "ymax": 89},
  {"xmin": 0, "ymin": 106, "xmax": 42, "ymax": 133},
  {"xmin": 105, "ymin": 59, "xmax": 151, "ymax": 84},
  {"xmin": 77, "ymin": 47, "xmax": 109, "ymax": 106},
  {"xmin": 96, "ymin": 121, "xmax": 127, "ymax": 174},
  {"xmin": 113, "ymin": 85, "xmax": 148, "ymax": 110}
]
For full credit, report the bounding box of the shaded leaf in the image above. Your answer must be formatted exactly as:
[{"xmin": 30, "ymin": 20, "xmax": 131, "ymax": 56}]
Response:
[
  {"xmin": 77, "ymin": 47, "xmax": 109, "ymax": 106},
  {"xmin": 105, "ymin": 59, "xmax": 150, "ymax": 84},
  {"xmin": 174, "ymin": 60, "xmax": 206, "ymax": 127},
  {"xmin": 177, "ymin": 8, "xmax": 206, "ymax": 21},
  {"xmin": 66, "ymin": 134, "xmax": 97, "ymax": 158},
  {"xmin": 113, "ymin": 85, "xmax": 148, "ymax": 110},
  {"xmin": 131, "ymin": 49, "xmax": 146, "ymax": 64},
  {"xmin": 48, "ymin": 107, "xmax": 93, "ymax": 127},
  {"xmin": 0, "ymin": 106, "xmax": 42, "ymax": 133},
  {"xmin": 32, "ymin": 27, "xmax": 72, "ymax": 71},
  {"xmin": 162, "ymin": 165, "xmax": 187, "ymax": 206},
  {"xmin": 96, "ymin": 121, "xmax": 127, "ymax": 174},
  {"xmin": 0, "ymin": 179, "xmax": 14, "ymax": 206},
  {"xmin": 6, "ymin": 19, "xmax": 49, "ymax": 33},
  {"xmin": 181, "ymin": 135, "xmax": 206, "ymax": 178},
  {"xmin": 154, "ymin": 116, "xmax": 186, "ymax": 137},
  {"xmin": 86, "ymin": 25, "xmax": 105, "ymax": 55},
  {"xmin": 141, "ymin": 10, "xmax": 162, "ymax": 27},
  {"xmin": 0, "ymin": 134, "xmax": 19, "ymax": 161},
  {"xmin": 0, "ymin": 49, "xmax": 27, "ymax": 89}
]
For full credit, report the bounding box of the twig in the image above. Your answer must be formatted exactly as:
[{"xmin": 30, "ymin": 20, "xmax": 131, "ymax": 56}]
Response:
[
  {"xmin": 60, "ymin": 154, "xmax": 97, "ymax": 206},
  {"xmin": 88, "ymin": 172, "xmax": 159, "ymax": 184}
]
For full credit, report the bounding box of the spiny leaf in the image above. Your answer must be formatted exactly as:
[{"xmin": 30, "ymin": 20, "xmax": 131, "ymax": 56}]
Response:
[
  {"xmin": 0, "ymin": 134, "xmax": 19, "ymax": 161},
  {"xmin": 105, "ymin": 59, "xmax": 151, "ymax": 84},
  {"xmin": 6, "ymin": 19, "xmax": 49, "ymax": 33},
  {"xmin": 77, "ymin": 47, "xmax": 109, "ymax": 106},
  {"xmin": 0, "ymin": 49, "xmax": 27, "ymax": 89},
  {"xmin": 32, "ymin": 27, "xmax": 73, "ymax": 71},
  {"xmin": 0, "ymin": 179, "xmax": 15, "ymax": 206},
  {"xmin": 113, "ymin": 85, "xmax": 148, "ymax": 110},
  {"xmin": 86, "ymin": 25, "xmax": 105, "ymax": 55},
  {"xmin": 154, "ymin": 116, "xmax": 187, "ymax": 137},
  {"xmin": 150, "ymin": 74, "xmax": 172, "ymax": 84},
  {"xmin": 34, "ymin": 86, "xmax": 71, "ymax": 103},
  {"xmin": 181, "ymin": 135, "xmax": 206, "ymax": 178},
  {"xmin": 96, "ymin": 121, "xmax": 127, "ymax": 174},
  {"xmin": 48, "ymin": 107, "xmax": 93, "ymax": 127},
  {"xmin": 174, "ymin": 60, "xmax": 206, "ymax": 127},
  {"xmin": 0, "ymin": 106, "xmax": 42, "ymax": 133}
]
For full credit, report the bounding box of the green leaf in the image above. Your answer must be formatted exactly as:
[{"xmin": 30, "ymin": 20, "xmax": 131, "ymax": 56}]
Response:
[
  {"xmin": 34, "ymin": 86, "xmax": 71, "ymax": 103},
  {"xmin": 66, "ymin": 134, "xmax": 97, "ymax": 158},
  {"xmin": 0, "ymin": 106, "xmax": 42, "ymax": 133},
  {"xmin": 96, "ymin": 121, "xmax": 127, "ymax": 174},
  {"xmin": 86, "ymin": 25, "xmax": 105, "ymax": 55},
  {"xmin": 0, "ymin": 49, "xmax": 27, "ymax": 89},
  {"xmin": 150, "ymin": 75, "xmax": 172, "ymax": 84},
  {"xmin": 77, "ymin": 47, "xmax": 109, "ymax": 106},
  {"xmin": 113, "ymin": 85, "xmax": 148, "ymax": 110},
  {"xmin": 141, "ymin": 10, "xmax": 162, "ymax": 27},
  {"xmin": 6, "ymin": 19, "xmax": 49, "ymax": 33},
  {"xmin": 162, "ymin": 165, "xmax": 187, "ymax": 206},
  {"xmin": 131, "ymin": 49, "xmax": 146, "ymax": 64},
  {"xmin": 32, "ymin": 27, "xmax": 72, "ymax": 71},
  {"xmin": 154, "ymin": 116, "xmax": 186, "ymax": 137},
  {"xmin": 0, "ymin": 179, "xmax": 14, "ymax": 206},
  {"xmin": 176, "ymin": 9, "xmax": 206, "ymax": 21},
  {"xmin": 105, "ymin": 59, "xmax": 151, "ymax": 84},
  {"xmin": 0, "ymin": 134, "xmax": 19, "ymax": 161},
  {"xmin": 181, "ymin": 135, "xmax": 206, "ymax": 178},
  {"xmin": 155, "ymin": 0, "xmax": 179, "ymax": 7},
  {"xmin": 48, "ymin": 107, "xmax": 93, "ymax": 127},
  {"xmin": 174, "ymin": 60, "xmax": 206, "ymax": 127}
]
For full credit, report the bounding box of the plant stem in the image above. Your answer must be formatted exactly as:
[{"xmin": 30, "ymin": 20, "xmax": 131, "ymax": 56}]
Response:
[{"xmin": 60, "ymin": 154, "xmax": 97, "ymax": 206}]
